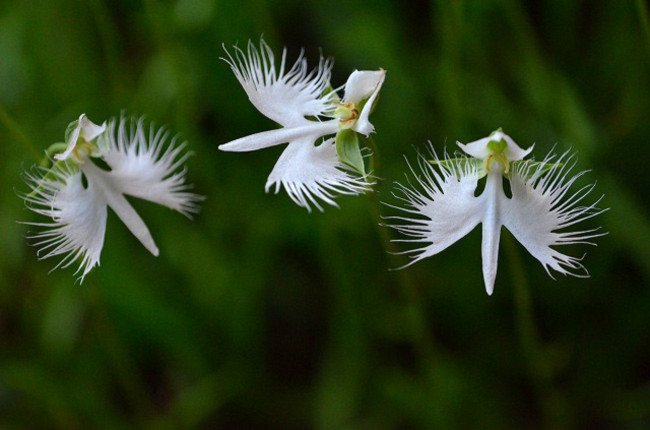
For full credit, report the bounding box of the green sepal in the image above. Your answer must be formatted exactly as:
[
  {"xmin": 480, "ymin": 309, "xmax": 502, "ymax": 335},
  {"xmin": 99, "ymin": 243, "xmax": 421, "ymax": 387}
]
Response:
[
  {"xmin": 356, "ymin": 97, "xmax": 367, "ymax": 114},
  {"xmin": 64, "ymin": 120, "xmax": 79, "ymax": 143},
  {"xmin": 355, "ymin": 88, "xmax": 381, "ymax": 116},
  {"xmin": 429, "ymin": 157, "xmax": 487, "ymax": 178},
  {"xmin": 335, "ymin": 129, "xmax": 365, "ymax": 175}
]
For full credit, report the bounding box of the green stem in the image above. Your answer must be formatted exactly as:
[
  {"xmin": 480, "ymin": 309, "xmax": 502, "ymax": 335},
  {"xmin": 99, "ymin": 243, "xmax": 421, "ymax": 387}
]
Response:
[
  {"xmin": 89, "ymin": 0, "xmax": 125, "ymax": 98},
  {"xmin": 365, "ymin": 137, "xmax": 437, "ymax": 370},
  {"xmin": 143, "ymin": 0, "xmax": 196, "ymax": 129},
  {"xmin": 364, "ymin": 135, "xmax": 380, "ymax": 176},
  {"xmin": 505, "ymin": 232, "xmax": 570, "ymax": 429},
  {"xmin": 0, "ymin": 107, "xmax": 41, "ymax": 162},
  {"xmin": 86, "ymin": 282, "xmax": 155, "ymax": 422},
  {"xmin": 636, "ymin": 0, "xmax": 650, "ymax": 58}
]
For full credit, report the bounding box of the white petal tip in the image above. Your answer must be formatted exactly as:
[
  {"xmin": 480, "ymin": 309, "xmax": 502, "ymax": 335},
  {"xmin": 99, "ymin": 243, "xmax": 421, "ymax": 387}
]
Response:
[
  {"xmin": 218, "ymin": 141, "xmax": 243, "ymax": 152},
  {"xmin": 343, "ymin": 69, "xmax": 386, "ymax": 103},
  {"xmin": 483, "ymin": 275, "xmax": 496, "ymax": 295},
  {"xmin": 79, "ymin": 115, "xmax": 107, "ymax": 141},
  {"xmin": 353, "ymin": 123, "xmax": 375, "ymax": 137}
]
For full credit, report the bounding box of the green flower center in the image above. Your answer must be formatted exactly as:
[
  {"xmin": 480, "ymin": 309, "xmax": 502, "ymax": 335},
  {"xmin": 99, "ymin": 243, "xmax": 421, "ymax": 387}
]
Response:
[
  {"xmin": 484, "ymin": 138, "xmax": 509, "ymax": 174},
  {"xmin": 334, "ymin": 102, "xmax": 359, "ymax": 129}
]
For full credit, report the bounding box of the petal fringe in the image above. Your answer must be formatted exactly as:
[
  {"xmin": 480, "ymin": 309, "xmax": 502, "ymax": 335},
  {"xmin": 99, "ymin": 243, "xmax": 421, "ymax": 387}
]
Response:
[
  {"xmin": 98, "ymin": 116, "xmax": 204, "ymax": 217},
  {"xmin": 222, "ymin": 38, "xmax": 336, "ymax": 127},
  {"xmin": 502, "ymin": 150, "xmax": 607, "ymax": 278},
  {"xmin": 22, "ymin": 165, "xmax": 107, "ymax": 282},
  {"xmin": 265, "ymin": 137, "xmax": 372, "ymax": 212},
  {"xmin": 383, "ymin": 146, "xmax": 483, "ymax": 268}
]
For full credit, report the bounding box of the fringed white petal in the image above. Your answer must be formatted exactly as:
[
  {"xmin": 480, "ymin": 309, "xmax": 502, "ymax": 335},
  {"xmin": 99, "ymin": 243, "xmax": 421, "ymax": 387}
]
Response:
[
  {"xmin": 501, "ymin": 150, "xmax": 607, "ymax": 278},
  {"xmin": 218, "ymin": 121, "xmax": 338, "ymax": 152},
  {"xmin": 384, "ymin": 148, "xmax": 483, "ymax": 268},
  {"xmin": 223, "ymin": 39, "xmax": 336, "ymax": 128},
  {"xmin": 265, "ymin": 137, "xmax": 371, "ymax": 212},
  {"xmin": 98, "ymin": 117, "xmax": 203, "ymax": 217},
  {"xmin": 22, "ymin": 165, "xmax": 107, "ymax": 282}
]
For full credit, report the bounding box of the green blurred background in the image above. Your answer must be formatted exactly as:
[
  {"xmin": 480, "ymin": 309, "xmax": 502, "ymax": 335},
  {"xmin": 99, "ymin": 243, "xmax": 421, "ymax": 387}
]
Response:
[{"xmin": 1, "ymin": 0, "xmax": 649, "ymax": 428}]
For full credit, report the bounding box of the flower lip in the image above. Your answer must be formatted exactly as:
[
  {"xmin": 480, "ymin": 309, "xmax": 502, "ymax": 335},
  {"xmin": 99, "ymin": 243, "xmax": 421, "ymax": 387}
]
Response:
[
  {"xmin": 457, "ymin": 129, "xmax": 533, "ymax": 163},
  {"xmin": 54, "ymin": 114, "xmax": 107, "ymax": 162}
]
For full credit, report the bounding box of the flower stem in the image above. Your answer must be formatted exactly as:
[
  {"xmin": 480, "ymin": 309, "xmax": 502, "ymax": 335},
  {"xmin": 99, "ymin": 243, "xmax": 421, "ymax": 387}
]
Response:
[
  {"xmin": 89, "ymin": 0, "xmax": 126, "ymax": 98},
  {"xmin": 504, "ymin": 232, "xmax": 571, "ymax": 429},
  {"xmin": 86, "ymin": 282, "xmax": 155, "ymax": 422},
  {"xmin": 365, "ymin": 137, "xmax": 437, "ymax": 370},
  {"xmin": 0, "ymin": 107, "xmax": 41, "ymax": 162},
  {"xmin": 635, "ymin": 0, "xmax": 650, "ymax": 59},
  {"xmin": 364, "ymin": 135, "xmax": 380, "ymax": 176}
]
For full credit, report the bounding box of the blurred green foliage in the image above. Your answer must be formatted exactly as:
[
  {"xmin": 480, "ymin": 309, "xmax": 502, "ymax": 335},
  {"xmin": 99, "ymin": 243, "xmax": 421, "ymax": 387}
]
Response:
[{"xmin": 1, "ymin": 0, "xmax": 649, "ymax": 428}]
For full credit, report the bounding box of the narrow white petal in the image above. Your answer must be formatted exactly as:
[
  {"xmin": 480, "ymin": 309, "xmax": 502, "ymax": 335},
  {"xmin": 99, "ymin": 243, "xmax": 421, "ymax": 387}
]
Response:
[
  {"xmin": 98, "ymin": 117, "xmax": 203, "ymax": 216},
  {"xmin": 265, "ymin": 137, "xmax": 371, "ymax": 212},
  {"xmin": 457, "ymin": 136, "xmax": 492, "ymax": 159},
  {"xmin": 349, "ymin": 70, "xmax": 386, "ymax": 137},
  {"xmin": 384, "ymin": 147, "xmax": 483, "ymax": 268},
  {"xmin": 22, "ymin": 165, "xmax": 107, "ymax": 282},
  {"xmin": 480, "ymin": 172, "xmax": 504, "ymax": 296},
  {"xmin": 502, "ymin": 133, "xmax": 533, "ymax": 161},
  {"xmin": 501, "ymin": 150, "xmax": 607, "ymax": 278},
  {"xmin": 343, "ymin": 70, "xmax": 385, "ymax": 104},
  {"xmin": 223, "ymin": 39, "xmax": 336, "ymax": 127},
  {"xmin": 79, "ymin": 114, "xmax": 107, "ymax": 141},
  {"xmin": 219, "ymin": 121, "xmax": 338, "ymax": 153},
  {"xmin": 81, "ymin": 162, "xmax": 159, "ymax": 256}
]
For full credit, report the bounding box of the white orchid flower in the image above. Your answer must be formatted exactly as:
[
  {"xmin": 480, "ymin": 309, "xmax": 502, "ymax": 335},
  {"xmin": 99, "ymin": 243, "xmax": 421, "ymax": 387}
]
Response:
[
  {"xmin": 23, "ymin": 115, "xmax": 203, "ymax": 282},
  {"xmin": 385, "ymin": 129, "xmax": 607, "ymax": 295},
  {"xmin": 219, "ymin": 39, "xmax": 386, "ymax": 212}
]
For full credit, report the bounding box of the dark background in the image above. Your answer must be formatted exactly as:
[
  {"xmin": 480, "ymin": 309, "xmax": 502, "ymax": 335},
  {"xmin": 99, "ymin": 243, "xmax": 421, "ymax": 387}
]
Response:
[{"xmin": 1, "ymin": 0, "xmax": 649, "ymax": 428}]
